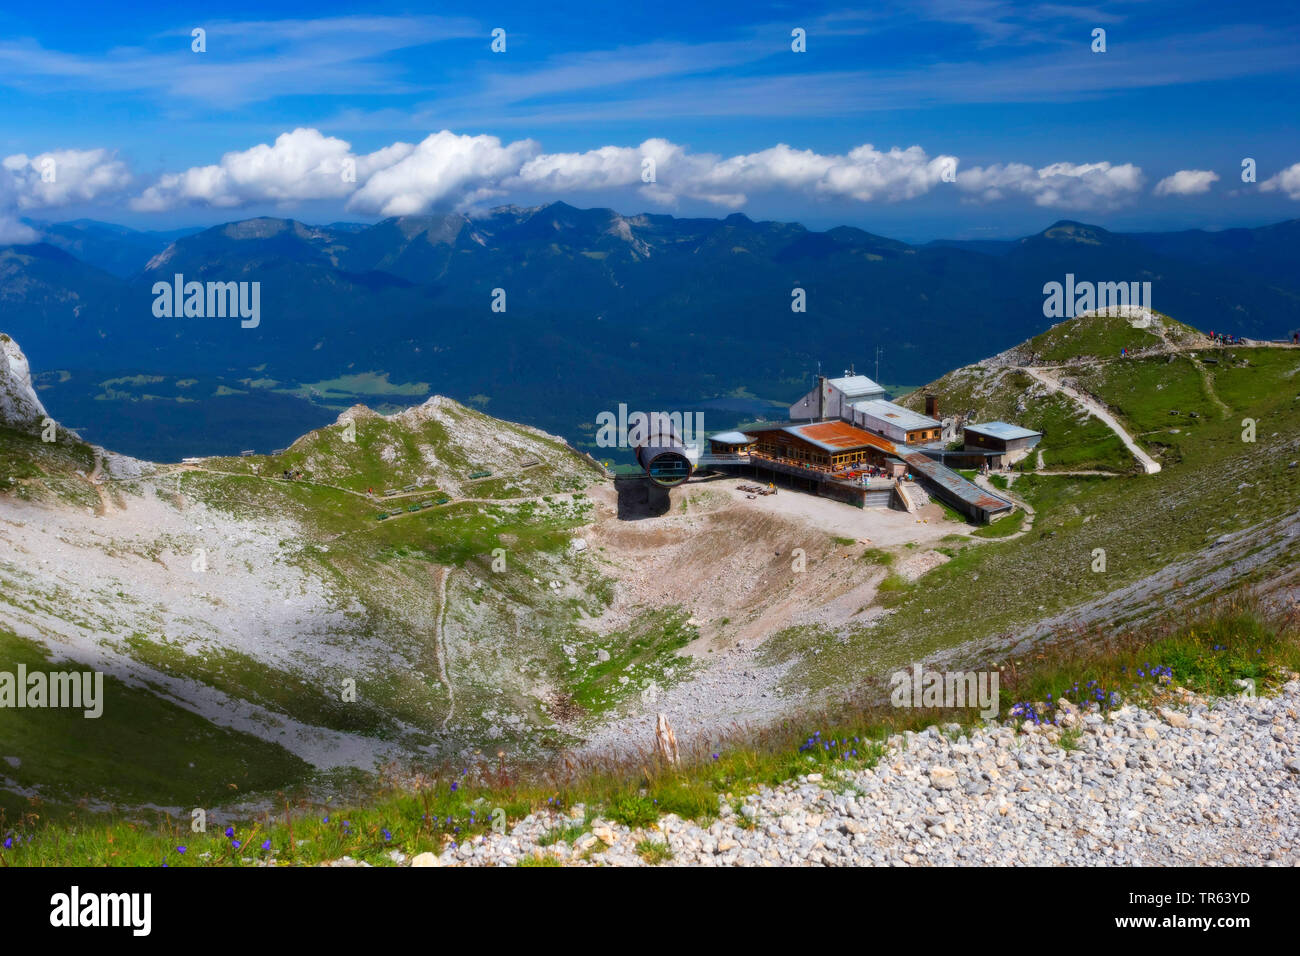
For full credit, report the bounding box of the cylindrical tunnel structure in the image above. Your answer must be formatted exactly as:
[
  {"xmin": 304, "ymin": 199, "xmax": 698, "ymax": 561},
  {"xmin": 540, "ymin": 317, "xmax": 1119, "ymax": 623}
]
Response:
[{"xmin": 632, "ymin": 412, "xmax": 694, "ymax": 487}]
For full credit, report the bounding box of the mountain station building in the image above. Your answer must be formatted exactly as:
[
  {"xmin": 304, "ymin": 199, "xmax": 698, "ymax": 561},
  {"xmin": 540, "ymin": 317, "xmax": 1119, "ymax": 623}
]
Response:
[{"xmin": 690, "ymin": 373, "xmax": 1020, "ymax": 523}]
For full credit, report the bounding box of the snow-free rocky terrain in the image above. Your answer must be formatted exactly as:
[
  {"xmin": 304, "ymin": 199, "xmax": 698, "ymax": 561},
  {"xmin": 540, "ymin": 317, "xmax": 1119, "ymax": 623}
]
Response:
[{"xmin": 391, "ymin": 679, "xmax": 1300, "ymax": 867}]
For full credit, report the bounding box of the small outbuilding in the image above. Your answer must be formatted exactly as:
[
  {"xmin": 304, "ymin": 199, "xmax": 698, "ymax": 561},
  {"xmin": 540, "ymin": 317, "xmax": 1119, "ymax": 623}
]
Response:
[
  {"xmin": 852, "ymin": 399, "xmax": 943, "ymax": 445},
  {"xmin": 708, "ymin": 431, "xmax": 757, "ymax": 455},
  {"xmin": 963, "ymin": 421, "xmax": 1043, "ymax": 454}
]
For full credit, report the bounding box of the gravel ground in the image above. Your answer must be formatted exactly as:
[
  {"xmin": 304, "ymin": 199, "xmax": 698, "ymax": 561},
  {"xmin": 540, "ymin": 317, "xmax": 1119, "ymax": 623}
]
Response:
[
  {"xmin": 405, "ymin": 677, "xmax": 1300, "ymax": 867},
  {"xmin": 575, "ymin": 641, "xmax": 807, "ymax": 760}
]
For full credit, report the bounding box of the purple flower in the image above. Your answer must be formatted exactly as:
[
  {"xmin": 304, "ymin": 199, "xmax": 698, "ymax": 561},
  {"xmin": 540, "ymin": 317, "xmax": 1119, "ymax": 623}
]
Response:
[
  {"xmin": 383, "ymin": 829, "xmax": 392, "ymax": 842},
  {"xmin": 224, "ymin": 826, "xmax": 235, "ymax": 838},
  {"xmin": 176, "ymin": 845, "xmax": 187, "ymax": 854},
  {"xmin": 231, "ymin": 839, "xmax": 242, "ymax": 849},
  {"xmin": 2, "ymin": 837, "xmax": 12, "ymax": 849},
  {"xmin": 261, "ymin": 839, "xmax": 272, "ymax": 851},
  {"xmin": 450, "ymin": 782, "xmax": 459, "ymax": 792}
]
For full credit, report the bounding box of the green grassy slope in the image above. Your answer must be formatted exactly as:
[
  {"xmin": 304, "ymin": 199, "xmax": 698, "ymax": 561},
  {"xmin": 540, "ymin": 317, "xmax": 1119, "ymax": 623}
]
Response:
[
  {"xmin": 769, "ymin": 343, "xmax": 1300, "ymax": 691},
  {"xmin": 0, "ymin": 392, "xmax": 629, "ymax": 818},
  {"xmin": 202, "ymin": 396, "xmax": 600, "ymax": 499},
  {"xmin": 3, "ymin": 595, "xmax": 1296, "ymax": 865},
  {"xmin": 899, "ymin": 364, "xmax": 1133, "ymax": 472},
  {"xmin": 1023, "ymin": 310, "xmax": 1203, "ymax": 363},
  {"xmin": 0, "ymin": 630, "xmax": 311, "ymax": 820},
  {"xmin": 0, "ymin": 425, "xmax": 99, "ymax": 508}
]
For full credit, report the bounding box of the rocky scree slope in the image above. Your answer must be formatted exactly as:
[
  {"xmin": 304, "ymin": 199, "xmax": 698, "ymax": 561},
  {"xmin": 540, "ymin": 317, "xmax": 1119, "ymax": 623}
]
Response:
[{"xmin": 409, "ymin": 678, "xmax": 1300, "ymax": 867}]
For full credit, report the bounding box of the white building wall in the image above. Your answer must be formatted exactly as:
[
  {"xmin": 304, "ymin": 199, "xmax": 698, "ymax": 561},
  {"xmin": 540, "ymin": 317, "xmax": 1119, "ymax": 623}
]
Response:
[
  {"xmin": 789, "ymin": 379, "xmax": 886, "ymax": 421},
  {"xmin": 788, "ymin": 384, "xmax": 825, "ymax": 420},
  {"xmin": 859, "ymin": 412, "xmax": 907, "ymax": 443}
]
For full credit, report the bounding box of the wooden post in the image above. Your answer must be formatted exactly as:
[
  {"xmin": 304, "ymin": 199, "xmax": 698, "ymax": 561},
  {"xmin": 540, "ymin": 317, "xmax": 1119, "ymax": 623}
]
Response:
[{"xmin": 653, "ymin": 713, "xmax": 679, "ymax": 768}]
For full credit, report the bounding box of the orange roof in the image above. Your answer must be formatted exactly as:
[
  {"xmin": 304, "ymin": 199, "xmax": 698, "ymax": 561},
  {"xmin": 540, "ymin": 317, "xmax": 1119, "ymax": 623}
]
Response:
[{"xmin": 791, "ymin": 421, "xmax": 896, "ymax": 453}]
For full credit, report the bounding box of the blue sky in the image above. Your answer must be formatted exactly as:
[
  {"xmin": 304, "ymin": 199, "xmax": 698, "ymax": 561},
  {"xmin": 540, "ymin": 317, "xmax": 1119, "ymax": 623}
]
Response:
[{"xmin": 0, "ymin": 0, "xmax": 1297, "ymax": 240}]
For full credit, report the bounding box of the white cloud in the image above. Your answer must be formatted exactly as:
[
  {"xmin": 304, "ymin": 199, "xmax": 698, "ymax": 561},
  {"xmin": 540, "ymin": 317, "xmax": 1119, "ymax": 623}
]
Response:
[
  {"xmin": 1260, "ymin": 162, "xmax": 1300, "ymax": 200},
  {"xmin": 2, "ymin": 148, "xmax": 131, "ymax": 208},
  {"xmin": 512, "ymin": 140, "xmax": 956, "ymax": 208},
  {"xmin": 121, "ymin": 129, "xmax": 1153, "ymax": 217},
  {"xmin": 691, "ymin": 143, "xmax": 955, "ymax": 205},
  {"xmin": 957, "ymin": 160, "xmax": 1144, "ymax": 209},
  {"xmin": 0, "ymin": 147, "xmax": 130, "ymax": 243},
  {"xmin": 0, "ymin": 171, "xmax": 36, "ymax": 243},
  {"xmin": 346, "ymin": 131, "xmax": 539, "ymax": 216},
  {"xmin": 514, "ymin": 143, "xmax": 651, "ymax": 192},
  {"xmin": 1153, "ymin": 169, "xmax": 1220, "ymax": 197},
  {"xmin": 0, "ymin": 217, "xmax": 36, "ymax": 243},
  {"xmin": 131, "ymin": 128, "xmax": 411, "ymax": 212}
]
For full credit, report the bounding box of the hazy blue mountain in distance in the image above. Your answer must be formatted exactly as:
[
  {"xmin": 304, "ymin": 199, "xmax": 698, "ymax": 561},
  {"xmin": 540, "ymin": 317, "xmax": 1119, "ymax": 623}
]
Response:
[
  {"xmin": 923, "ymin": 238, "xmax": 1019, "ymax": 256},
  {"xmin": 5, "ymin": 204, "xmax": 1299, "ymax": 460},
  {"xmin": 1123, "ymin": 219, "xmax": 1300, "ymax": 288},
  {"xmin": 20, "ymin": 218, "xmax": 204, "ymax": 278}
]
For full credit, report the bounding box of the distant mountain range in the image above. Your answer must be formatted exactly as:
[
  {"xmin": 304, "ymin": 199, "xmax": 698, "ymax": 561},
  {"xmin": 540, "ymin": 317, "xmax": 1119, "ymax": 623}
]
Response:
[{"xmin": 3, "ymin": 204, "xmax": 1299, "ymax": 459}]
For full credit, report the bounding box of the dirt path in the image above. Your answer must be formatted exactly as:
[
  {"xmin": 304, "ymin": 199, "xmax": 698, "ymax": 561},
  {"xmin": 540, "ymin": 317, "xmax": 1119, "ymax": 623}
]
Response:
[
  {"xmin": 327, "ymin": 491, "xmax": 567, "ymax": 541},
  {"xmin": 974, "ymin": 475, "xmax": 1034, "ymax": 539},
  {"xmin": 431, "ymin": 565, "xmax": 455, "ymax": 730},
  {"xmin": 1188, "ymin": 355, "xmax": 1232, "ymax": 420},
  {"xmin": 77, "ymin": 450, "xmax": 113, "ymax": 515},
  {"xmin": 178, "ymin": 462, "xmax": 566, "ymax": 538},
  {"xmin": 1031, "ymin": 469, "xmax": 1121, "ymax": 477},
  {"xmin": 1023, "ymin": 366, "xmax": 1161, "ymax": 475},
  {"xmin": 176, "ymin": 464, "xmax": 383, "ymax": 501}
]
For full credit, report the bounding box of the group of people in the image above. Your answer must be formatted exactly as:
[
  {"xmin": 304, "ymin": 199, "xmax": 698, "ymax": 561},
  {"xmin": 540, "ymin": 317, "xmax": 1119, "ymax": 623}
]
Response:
[
  {"xmin": 851, "ymin": 465, "xmax": 906, "ymax": 485},
  {"xmin": 281, "ymin": 468, "xmax": 305, "ymax": 481},
  {"xmin": 1207, "ymin": 330, "xmax": 1242, "ymax": 345}
]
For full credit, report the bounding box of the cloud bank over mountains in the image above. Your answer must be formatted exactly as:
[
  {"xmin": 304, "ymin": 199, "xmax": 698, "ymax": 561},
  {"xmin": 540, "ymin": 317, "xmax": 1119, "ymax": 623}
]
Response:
[{"xmin": 1, "ymin": 128, "xmax": 1297, "ymax": 236}]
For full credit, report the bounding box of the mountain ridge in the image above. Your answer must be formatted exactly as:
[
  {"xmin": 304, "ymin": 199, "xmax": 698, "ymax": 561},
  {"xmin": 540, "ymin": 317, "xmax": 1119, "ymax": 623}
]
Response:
[{"xmin": 5, "ymin": 205, "xmax": 1300, "ymax": 461}]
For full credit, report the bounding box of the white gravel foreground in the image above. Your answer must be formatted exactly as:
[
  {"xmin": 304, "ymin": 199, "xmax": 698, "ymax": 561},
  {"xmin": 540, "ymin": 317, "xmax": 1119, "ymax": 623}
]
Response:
[{"xmin": 403, "ymin": 677, "xmax": 1300, "ymax": 867}]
